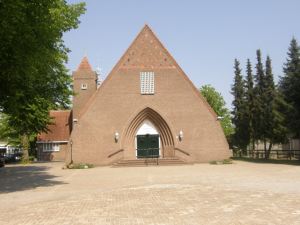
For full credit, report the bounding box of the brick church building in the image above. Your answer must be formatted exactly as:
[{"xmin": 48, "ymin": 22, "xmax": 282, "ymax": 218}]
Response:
[{"xmin": 37, "ymin": 25, "xmax": 230, "ymax": 165}]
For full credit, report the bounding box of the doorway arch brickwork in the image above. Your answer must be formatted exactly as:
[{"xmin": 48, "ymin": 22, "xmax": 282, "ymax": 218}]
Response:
[{"xmin": 122, "ymin": 107, "xmax": 175, "ymax": 158}]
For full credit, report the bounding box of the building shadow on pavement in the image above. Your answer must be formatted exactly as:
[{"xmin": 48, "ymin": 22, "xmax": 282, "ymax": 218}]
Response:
[{"xmin": 0, "ymin": 165, "xmax": 66, "ymax": 193}]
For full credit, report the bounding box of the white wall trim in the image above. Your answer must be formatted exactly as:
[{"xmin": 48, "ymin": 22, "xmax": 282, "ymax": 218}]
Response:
[{"xmin": 37, "ymin": 141, "xmax": 68, "ymax": 144}]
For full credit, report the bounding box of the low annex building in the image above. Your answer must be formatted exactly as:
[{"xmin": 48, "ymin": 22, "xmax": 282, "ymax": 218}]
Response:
[
  {"xmin": 39, "ymin": 25, "xmax": 231, "ymax": 164},
  {"xmin": 37, "ymin": 110, "xmax": 72, "ymax": 161}
]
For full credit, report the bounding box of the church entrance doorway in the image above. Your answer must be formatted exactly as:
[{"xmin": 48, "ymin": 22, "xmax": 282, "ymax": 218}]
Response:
[
  {"xmin": 135, "ymin": 120, "xmax": 160, "ymax": 158},
  {"xmin": 137, "ymin": 134, "xmax": 159, "ymax": 158}
]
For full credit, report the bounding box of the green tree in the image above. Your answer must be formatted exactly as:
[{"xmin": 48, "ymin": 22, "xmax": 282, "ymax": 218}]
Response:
[
  {"xmin": 231, "ymin": 59, "xmax": 248, "ymax": 150},
  {"xmin": 263, "ymin": 56, "xmax": 288, "ymax": 158},
  {"xmin": 0, "ymin": 1, "xmax": 86, "ymax": 161},
  {"xmin": 253, "ymin": 49, "xmax": 266, "ymax": 143},
  {"xmin": 0, "ymin": 113, "xmax": 19, "ymax": 146},
  {"xmin": 245, "ymin": 59, "xmax": 255, "ymax": 152},
  {"xmin": 200, "ymin": 85, "xmax": 234, "ymax": 141},
  {"xmin": 279, "ymin": 38, "xmax": 300, "ymax": 138}
]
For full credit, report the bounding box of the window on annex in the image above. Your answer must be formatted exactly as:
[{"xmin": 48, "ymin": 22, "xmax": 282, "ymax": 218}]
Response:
[
  {"xmin": 42, "ymin": 143, "xmax": 60, "ymax": 152},
  {"xmin": 140, "ymin": 72, "xmax": 154, "ymax": 94}
]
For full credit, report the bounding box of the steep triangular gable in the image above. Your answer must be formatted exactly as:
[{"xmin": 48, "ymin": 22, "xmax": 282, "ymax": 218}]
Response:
[
  {"xmin": 78, "ymin": 25, "xmax": 217, "ymax": 118},
  {"xmin": 118, "ymin": 25, "xmax": 176, "ymax": 69}
]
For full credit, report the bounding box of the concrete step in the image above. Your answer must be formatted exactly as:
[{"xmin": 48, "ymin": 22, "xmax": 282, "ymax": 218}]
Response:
[{"xmin": 112, "ymin": 158, "xmax": 189, "ymax": 167}]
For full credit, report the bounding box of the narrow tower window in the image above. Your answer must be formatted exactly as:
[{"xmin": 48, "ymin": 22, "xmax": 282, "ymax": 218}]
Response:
[{"xmin": 140, "ymin": 72, "xmax": 154, "ymax": 94}]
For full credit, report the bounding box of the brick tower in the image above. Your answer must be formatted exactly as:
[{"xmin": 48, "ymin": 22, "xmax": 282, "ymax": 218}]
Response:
[{"xmin": 72, "ymin": 56, "xmax": 97, "ymax": 120}]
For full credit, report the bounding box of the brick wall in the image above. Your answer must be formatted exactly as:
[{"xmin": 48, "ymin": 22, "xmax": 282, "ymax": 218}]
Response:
[{"xmin": 66, "ymin": 26, "xmax": 230, "ymax": 165}]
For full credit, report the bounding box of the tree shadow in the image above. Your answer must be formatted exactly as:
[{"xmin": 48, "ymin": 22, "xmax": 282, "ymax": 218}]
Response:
[
  {"xmin": 0, "ymin": 164, "xmax": 66, "ymax": 193},
  {"xmin": 232, "ymin": 157, "xmax": 300, "ymax": 166}
]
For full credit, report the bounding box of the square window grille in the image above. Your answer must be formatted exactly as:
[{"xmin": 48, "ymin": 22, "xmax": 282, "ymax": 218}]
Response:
[
  {"xmin": 140, "ymin": 72, "xmax": 154, "ymax": 94},
  {"xmin": 81, "ymin": 83, "xmax": 88, "ymax": 90}
]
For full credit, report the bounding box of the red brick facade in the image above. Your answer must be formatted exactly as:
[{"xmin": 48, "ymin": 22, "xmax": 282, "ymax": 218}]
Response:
[
  {"xmin": 72, "ymin": 57, "xmax": 97, "ymax": 120},
  {"xmin": 66, "ymin": 25, "xmax": 231, "ymax": 165}
]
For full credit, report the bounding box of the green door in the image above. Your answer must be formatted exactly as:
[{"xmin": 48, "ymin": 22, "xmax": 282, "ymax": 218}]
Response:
[{"xmin": 137, "ymin": 134, "xmax": 159, "ymax": 158}]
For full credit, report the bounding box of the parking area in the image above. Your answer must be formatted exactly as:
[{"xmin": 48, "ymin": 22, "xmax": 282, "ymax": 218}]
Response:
[{"xmin": 0, "ymin": 161, "xmax": 300, "ymax": 225}]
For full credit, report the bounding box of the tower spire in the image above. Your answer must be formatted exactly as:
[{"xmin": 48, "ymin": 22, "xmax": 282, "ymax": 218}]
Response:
[{"xmin": 77, "ymin": 56, "xmax": 93, "ymax": 71}]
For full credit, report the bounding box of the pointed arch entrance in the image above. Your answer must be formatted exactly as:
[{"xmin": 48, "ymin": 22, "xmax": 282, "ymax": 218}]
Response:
[
  {"xmin": 123, "ymin": 107, "xmax": 175, "ymax": 158},
  {"xmin": 136, "ymin": 120, "xmax": 160, "ymax": 158}
]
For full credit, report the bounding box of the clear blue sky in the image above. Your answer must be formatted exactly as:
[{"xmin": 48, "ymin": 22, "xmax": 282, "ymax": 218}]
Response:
[{"xmin": 64, "ymin": 0, "xmax": 300, "ymax": 108}]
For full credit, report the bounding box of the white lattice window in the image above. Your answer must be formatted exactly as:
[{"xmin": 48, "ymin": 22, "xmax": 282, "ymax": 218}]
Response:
[
  {"xmin": 140, "ymin": 72, "xmax": 155, "ymax": 94},
  {"xmin": 42, "ymin": 143, "xmax": 60, "ymax": 152},
  {"xmin": 81, "ymin": 83, "xmax": 88, "ymax": 90}
]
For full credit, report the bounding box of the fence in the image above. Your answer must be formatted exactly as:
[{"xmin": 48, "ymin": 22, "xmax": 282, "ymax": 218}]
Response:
[{"xmin": 233, "ymin": 149, "xmax": 300, "ymax": 160}]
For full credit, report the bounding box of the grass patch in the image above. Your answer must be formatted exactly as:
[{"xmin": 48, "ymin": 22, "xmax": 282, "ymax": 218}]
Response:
[
  {"xmin": 67, "ymin": 163, "xmax": 94, "ymax": 169},
  {"xmin": 20, "ymin": 158, "xmax": 31, "ymax": 164},
  {"xmin": 209, "ymin": 159, "xmax": 233, "ymax": 165},
  {"xmin": 223, "ymin": 159, "xmax": 233, "ymax": 164},
  {"xmin": 20, "ymin": 156, "xmax": 35, "ymax": 164}
]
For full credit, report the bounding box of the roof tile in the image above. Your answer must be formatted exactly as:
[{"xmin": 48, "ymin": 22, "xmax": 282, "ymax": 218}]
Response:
[{"xmin": 38, "ymin": 110, "xmax": 71, "ymax": 142}]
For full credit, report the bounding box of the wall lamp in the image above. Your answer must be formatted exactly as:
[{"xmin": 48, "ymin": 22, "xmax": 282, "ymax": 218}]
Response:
[
  {"xmin": 114, "ymin": 132, "xmax": 119, "ymax": 143},
  {"xmin": 179, "ymin": 130, "xmax": 183, "ymax": 141}
]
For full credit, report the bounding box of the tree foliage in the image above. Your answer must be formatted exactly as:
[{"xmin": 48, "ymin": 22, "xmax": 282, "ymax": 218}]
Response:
[
  {"xmin": 262, "ymin": 56, "xmax": 287, "ymax": 158},
  {"xmin": 0, "ymin": 113, "xmax": 19, "ymax": 145},
  {"xmin": 231, "ymin": 59, "xmax": 248, "ymax": 150},
  {"xmin": 253, "ymin": 50, "xmax": 266, "ymax": 141},
  {"xmin": 232, "ymin": 51, "xmax": 289, "ymax": 158},
  {"xmin": 0, "ymin": 0, "xmax": 86, "ymax": 159},
  {"xmin": 245, "ymin": 59, "xmax": 255, "ymax": 149},
  {"xmin": 200, "ymin": 85, "xmax": 234, "ymax": 141},
  {"xmin": 279, "ymin": 38, "xmax": 300, "ymax": 138}
]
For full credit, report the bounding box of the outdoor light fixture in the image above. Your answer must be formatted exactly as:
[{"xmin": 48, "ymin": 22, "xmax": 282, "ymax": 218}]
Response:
[
  {"xmin": 70, "ymin": 139, "xmax": 73, "ymax": 164},
  {"xmin": 179, "ymin": 130, "xmax": 183, "ymax": 141},
  {"xmin": 114, "ymin": 132, "xmax": 119, "ymax": 143},
  {"xmin": 217, "ymin": 116, "xmax": 224, "ymax": 120}
]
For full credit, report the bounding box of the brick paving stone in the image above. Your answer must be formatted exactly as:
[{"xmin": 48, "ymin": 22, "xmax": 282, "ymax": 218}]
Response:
[{"xmin": 0, "ymin": 161, "xmax": 300, "ymax": 224}]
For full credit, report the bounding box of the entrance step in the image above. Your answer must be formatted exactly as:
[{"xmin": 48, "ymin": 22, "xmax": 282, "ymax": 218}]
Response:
[{"xmin": 112, "ymin": 157, "xmax": 189, "ymax": 167}]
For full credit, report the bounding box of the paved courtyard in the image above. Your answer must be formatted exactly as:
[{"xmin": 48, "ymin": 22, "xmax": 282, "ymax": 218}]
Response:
[{"xmin": 0, "ymin": 161, "xmax": 300, "ymax": 225}]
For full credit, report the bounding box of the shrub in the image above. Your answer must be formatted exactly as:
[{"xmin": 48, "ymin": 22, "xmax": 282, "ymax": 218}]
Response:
[
  {"xmin": 67, "ymin": 163, "xmax": 94, "ymax": 169},
  {"xmin": 222, "ymin": 159, "xmax": 233, "ymax": 164},
  {"xmin": 209, "ymin": 159, "xmax": 233, "ymax": 165},
  {"xmin": 20, "ymin": 156, "xmax": 35, "ymax": 164}
]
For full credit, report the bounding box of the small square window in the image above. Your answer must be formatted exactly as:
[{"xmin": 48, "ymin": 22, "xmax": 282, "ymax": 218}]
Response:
[
  {"xmin": 81, "ymin": 84, "xmax": 88, "ymax": 90},
  {"xmin": 140, "ymin": 72, "xmax": 154, "ymax": 94}
]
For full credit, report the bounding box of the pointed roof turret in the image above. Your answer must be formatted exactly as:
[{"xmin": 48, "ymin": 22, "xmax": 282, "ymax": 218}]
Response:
[{"xmin": 77, "ymin": 56, "xmax": 93, "ymax": 71}]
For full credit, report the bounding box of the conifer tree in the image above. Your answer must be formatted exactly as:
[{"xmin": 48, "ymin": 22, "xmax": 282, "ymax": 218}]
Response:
[
  {"xmin": 263, "ymin": 56, "xmax": 288, "ymax": 158},
  {"xmin": 231, "ymin": 59, "xmax": 248, "ymax": 150},
  {"xmin": 245, "ymin": 59, "xmax": 255, "ymax": 152},
  {"xmin": 263, "ymin": 56, "xmax": 276, "ymax": 157},
  {"xmin": 253, "ymin": 49, "xmax": 266, "ymax": 144},
  {"xmin": 279, "ymin": 38, "xmax": 300, "ymax": 137}
]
